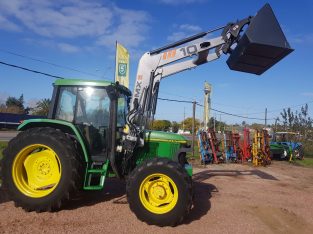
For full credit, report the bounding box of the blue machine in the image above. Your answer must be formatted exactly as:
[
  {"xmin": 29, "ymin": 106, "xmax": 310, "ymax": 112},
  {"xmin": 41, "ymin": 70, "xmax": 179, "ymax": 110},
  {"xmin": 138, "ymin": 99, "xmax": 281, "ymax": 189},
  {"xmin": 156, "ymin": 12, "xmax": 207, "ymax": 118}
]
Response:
[
  {"xmin": 197, "ymin": 130, "xmax": 214, "ymax": 164},
  {"xmin": 223, "ymin": 132, "xmax": 237, "ymax": 162}
]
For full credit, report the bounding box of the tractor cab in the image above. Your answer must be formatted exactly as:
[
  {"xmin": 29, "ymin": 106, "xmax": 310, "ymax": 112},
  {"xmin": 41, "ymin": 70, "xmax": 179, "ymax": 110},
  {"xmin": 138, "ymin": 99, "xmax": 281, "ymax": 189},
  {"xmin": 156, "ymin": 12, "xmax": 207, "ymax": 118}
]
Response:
[
  {"xmin": 49, "ymin": 79, "xmax": 131, "ymax": 161},
  {"xmin": 272, "ymin": 132, "xmax": 302, "ymax": 149}
]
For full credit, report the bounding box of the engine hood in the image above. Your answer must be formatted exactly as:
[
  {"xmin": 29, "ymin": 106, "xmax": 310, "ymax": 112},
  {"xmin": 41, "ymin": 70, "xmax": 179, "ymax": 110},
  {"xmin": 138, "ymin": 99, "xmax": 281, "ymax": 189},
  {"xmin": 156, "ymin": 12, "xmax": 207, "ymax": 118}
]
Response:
[{"xmin": 144, "ymin": 130, "xmax": 188, "ymax": 144}]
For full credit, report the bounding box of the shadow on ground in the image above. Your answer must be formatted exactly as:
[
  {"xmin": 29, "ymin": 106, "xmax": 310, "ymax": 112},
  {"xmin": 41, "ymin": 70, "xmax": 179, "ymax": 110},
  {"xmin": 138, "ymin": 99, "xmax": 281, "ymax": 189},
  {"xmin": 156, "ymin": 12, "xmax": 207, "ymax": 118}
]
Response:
[
  {"xmin": 64, "ymin": 177, "xmax": 216, "ymax": 225},
  {"xmin": 61, "ymin": 176, "xmax": 217, "ymax": 224},
  {"xmin": 63, "ymin": 178, "xmax": 126, "ymax": 210},
  {"xmin": 0, "ymin": 175, "xmax": 216, "ymax": 224},
  {"xmin": 183, "ymin": 181, "xmax": 216, "ymax": 224},
  {"xmin": 193, "ymin": 169, "xmax": 278, "ymax": 182}
]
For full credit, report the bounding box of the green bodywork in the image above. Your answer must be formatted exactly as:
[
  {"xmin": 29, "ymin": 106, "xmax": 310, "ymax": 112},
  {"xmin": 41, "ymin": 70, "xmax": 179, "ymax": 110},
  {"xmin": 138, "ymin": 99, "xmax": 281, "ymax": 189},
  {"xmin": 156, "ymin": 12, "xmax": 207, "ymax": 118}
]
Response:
[
  {"xmin": 136, "ymin": 130, "xmax": 188, "ymax": 164},
  {"xmin": 270, "ymin": 143, "xmax": 290, "ymax": 159},
  {"xmin": 18, "ymin": 119, "xmax": 192, "ymax": 190},
  {"xmin": 137, "ymin": 131, "xmax": 192, "ymax": 176},
  {"xmin": 17, "ymin": 78, "xmax": 193, "ymax": 190},
  {"xmin": 54, "ymin": 79, "xmax": 112, "ymax": 87},
  {"xmin": 18, "ymin": 119, "xmax": 89, "ymax": 161}
]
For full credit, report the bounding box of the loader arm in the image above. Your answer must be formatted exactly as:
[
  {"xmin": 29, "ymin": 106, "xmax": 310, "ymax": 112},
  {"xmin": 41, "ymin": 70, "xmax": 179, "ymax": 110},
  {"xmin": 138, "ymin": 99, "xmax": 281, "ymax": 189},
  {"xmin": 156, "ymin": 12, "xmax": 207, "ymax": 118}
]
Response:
[
  {"xmin": 124, "ymin": 3, "xmax": 293, "ymax": 150},
  {"xmin": 127, "ymin": 20, "xmax": 248, "ymax": 136}
]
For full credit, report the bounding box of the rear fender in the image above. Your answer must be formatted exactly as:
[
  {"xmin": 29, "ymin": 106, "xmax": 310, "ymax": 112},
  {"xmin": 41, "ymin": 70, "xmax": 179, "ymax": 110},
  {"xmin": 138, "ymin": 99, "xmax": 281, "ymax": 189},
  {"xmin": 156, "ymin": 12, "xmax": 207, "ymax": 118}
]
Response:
[{"xmin": 18, "ymin": 119, "xmax": 89, "ymax": 162}]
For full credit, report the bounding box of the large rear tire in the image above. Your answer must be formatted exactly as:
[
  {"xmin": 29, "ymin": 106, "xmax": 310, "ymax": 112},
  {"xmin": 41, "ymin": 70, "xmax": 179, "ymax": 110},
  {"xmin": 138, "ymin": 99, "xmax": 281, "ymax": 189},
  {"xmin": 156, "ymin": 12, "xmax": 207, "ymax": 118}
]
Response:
[
  {"xmin": 126, "ymin": 158, "xmax": 192, "ymax": 226},
  {"xmin": 0, "ymin": 127, "xmax": 82, "ymax": 212}
]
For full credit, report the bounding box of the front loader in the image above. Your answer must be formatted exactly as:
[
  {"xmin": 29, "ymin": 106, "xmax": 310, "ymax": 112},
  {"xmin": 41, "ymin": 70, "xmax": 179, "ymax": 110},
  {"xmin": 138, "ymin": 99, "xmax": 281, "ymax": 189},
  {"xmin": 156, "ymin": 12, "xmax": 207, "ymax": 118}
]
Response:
[{"xmin": 0, "ymin": 4, "xmax": 293, "ymax": 226}]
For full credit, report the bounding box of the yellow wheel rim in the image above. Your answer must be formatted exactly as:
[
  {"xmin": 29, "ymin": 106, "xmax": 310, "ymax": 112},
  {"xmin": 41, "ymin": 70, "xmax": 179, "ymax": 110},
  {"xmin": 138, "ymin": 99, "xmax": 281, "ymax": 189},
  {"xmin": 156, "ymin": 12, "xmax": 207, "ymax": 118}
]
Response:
[
  {"xmin": 139, "ymin": 173, "xmax": 178, "ymax": 214},
  {"xmin": 12, "ymin": 144, "xmax": 61, "ymax": 198}
]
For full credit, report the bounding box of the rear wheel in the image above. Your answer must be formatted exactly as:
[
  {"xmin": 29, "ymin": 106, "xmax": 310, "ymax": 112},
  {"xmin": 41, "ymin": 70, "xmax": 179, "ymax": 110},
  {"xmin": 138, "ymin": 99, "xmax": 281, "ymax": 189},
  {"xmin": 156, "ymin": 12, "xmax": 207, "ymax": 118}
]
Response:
[
  {"xmin": 126, "ymin": 158, "xmax": 192, "ymax": 226},
  {"xmin": 0, "ymin": 127, "xmax": 82, "ymax": 211}
]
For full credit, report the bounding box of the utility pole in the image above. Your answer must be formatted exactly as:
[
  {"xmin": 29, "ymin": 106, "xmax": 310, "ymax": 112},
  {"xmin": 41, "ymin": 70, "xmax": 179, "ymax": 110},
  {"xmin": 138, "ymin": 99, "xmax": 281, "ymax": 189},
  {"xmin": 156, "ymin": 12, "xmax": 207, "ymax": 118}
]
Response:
[
  {"xmin": 192, "ymin": 101, "xmax": 196, "ymax": 158},
  {"xmin": 265, "ymin": 107, "xmax": 267, "ymax": 127},
  {"xmin": 183, "ymin": 107, "xmax": 185, "ymax": 132},
  {"xmin": 219, "ymin": 114, "xmax": 222, "ymax": 131}
]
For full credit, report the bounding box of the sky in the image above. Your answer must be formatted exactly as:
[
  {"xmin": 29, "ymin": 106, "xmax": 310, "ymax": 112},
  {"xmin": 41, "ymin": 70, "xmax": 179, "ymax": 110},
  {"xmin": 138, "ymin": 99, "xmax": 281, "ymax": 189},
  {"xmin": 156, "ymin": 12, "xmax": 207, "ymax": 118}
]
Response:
[{"xmin": 0, "ymin": 0, "xmax": 313, "ymax": 125}]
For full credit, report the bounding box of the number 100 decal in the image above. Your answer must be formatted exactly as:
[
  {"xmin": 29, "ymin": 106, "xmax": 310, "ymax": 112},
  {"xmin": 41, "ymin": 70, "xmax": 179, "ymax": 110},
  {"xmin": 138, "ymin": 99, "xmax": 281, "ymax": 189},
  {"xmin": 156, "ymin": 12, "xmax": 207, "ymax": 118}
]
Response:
[{"xmin": 180, "ymin": 45, "xmax": 198, "ymax": 56}]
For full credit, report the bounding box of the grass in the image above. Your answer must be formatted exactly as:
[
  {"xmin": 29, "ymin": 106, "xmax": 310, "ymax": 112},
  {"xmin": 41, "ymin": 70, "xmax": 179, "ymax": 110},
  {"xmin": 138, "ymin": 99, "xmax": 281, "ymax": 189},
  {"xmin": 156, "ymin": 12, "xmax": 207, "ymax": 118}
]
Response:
[
  {"xmin": 186, "ymin": 141, "xmax": 200, "ymax": 160},
  {"xmin": 0, "ymin": 141, "xmax": 7, "ymax": 185},
  {"xmin": 0, "ymin": 141, "xmax": 7, "ymax": 160},
  {"xmin": 293, "ymin": 158, "xmax": 313, "ymax": 168}
]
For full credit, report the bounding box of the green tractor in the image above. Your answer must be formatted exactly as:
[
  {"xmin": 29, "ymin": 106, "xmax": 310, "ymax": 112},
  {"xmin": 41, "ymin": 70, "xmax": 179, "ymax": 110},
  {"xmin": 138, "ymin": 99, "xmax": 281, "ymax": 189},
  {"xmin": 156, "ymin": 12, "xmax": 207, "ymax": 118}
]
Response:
[
  {"xmin": 1, "ymin": 80, "xmax": 192, "ymax": 226},
  {"xmin": 0, "ymin": 4, "xmax": 292, "ymax": 226},
  {"xmin": 270, "ymin": 132, "xmax": 304, "ymax": 161}
]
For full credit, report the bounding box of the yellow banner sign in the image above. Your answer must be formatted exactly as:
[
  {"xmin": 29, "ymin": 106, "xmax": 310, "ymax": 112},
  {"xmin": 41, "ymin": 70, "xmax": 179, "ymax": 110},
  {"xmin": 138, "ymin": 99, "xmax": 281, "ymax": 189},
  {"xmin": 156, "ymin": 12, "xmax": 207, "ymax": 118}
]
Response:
[{"xmin": 115, "ymin": 42, "xmax": 129, "ymax": 88}]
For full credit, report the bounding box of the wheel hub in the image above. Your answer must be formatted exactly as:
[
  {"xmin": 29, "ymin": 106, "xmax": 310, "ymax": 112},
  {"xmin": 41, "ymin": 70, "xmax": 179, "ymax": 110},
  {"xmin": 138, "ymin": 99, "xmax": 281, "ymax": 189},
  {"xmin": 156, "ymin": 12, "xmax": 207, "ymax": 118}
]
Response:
[
  {"xmin": 12, "ymin": 144, "xmax": 61, "ymax": 198},
  {"xmin": 37, "ymin": 160, "xmax": 52, "ymax": 176},
  {"xmin": 152, "ymin": 183, "xmax": 166, "ymax": 199},
  {"xmin": 139, "ymin": 173, "xmax": 178, "ymax": 214}
]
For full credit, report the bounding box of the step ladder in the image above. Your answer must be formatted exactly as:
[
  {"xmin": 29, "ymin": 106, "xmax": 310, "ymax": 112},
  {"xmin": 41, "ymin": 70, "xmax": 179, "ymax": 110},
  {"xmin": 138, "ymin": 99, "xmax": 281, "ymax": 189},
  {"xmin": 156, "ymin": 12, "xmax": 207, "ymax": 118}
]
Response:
[{"xmin": 83, "ymin": 160, "xmax": 109, "ymax": 190}]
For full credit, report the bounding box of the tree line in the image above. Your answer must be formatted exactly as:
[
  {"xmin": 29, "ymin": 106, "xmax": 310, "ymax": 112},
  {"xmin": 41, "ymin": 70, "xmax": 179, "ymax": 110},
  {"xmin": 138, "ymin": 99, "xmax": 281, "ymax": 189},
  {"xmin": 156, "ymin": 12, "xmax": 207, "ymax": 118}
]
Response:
[
  {"xmin": 151, "ymin": 104, "xmax": 313, "ymax": 139},
  {"xmin": 0, "ymin": 94, "xmax": 51, "ymax": 116},
  {"xmin": 277, "ymin": 104, "xmax": 313, "ymax": 139},
  {"xmin": 2, "ymin": 94, "xmax": 312, "ymax": 141},
  {"xmin": 150, "ymin": 117, "xmax": 226, "ymax": 133}
]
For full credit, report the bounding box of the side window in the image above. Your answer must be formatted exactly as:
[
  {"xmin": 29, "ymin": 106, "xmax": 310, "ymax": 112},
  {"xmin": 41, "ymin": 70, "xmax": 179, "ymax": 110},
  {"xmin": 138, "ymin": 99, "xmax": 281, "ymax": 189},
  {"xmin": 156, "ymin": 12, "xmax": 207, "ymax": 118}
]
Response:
[
  {"xmin": 117, "ymin": 95, "xmax": 128, "ymax": 127},
  {"xmin": 55, "ymin": 87, "xmax": 77, "ymax": 122}
]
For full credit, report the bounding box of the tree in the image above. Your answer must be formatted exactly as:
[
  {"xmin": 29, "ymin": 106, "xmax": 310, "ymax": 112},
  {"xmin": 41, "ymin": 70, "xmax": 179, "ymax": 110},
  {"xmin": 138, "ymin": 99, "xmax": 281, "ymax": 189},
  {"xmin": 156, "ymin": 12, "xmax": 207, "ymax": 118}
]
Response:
[
  {"xmin": 171, "ymin": 121, "xmax": 180, "ymax": 133},
  {"xmin": 181, "ymin": 117, "xmax": 200, "ymax": 133},
  {"xmin": 2, "ymin": 94, "xmax": 26, "ymax": 114},
  {"xmin": 32, "ymin": 98, "xmax": 51, "ymax": 116},
  {"xmin": 250, "ymin": 123, "xmax": 264, "ymax": 130},
  {"xmin": 208, "ymin": 117, "xmax": 227, "ymax": 131},
  {"xmin": 151, "ymin": 120, "xmax": 171, "ymax": 131},
  {"xmin": 278, "ymin": 104, "xmax": 313, "ymax": 139}
]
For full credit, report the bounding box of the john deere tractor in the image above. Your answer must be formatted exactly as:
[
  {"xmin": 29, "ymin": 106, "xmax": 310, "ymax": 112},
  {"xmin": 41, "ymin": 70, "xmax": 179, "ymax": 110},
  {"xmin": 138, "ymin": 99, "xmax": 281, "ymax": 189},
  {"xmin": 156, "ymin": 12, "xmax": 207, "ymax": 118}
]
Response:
[
  {"xmin": 0, "ymin": 4, "xmax": 293, "ymax": 226},
  {"xmin": 270, "ymin": 132, "xmax": 304, "ymax": 160}
]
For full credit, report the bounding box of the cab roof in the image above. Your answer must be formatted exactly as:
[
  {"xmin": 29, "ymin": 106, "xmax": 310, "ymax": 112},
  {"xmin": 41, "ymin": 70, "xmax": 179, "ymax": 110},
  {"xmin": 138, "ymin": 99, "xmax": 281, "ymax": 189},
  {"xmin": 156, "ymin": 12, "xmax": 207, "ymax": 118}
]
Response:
[
  {"xmin": 54, "ymin": 79, "xmax": 132, "ymax": 96},
  {"xmin": 54, "ymin": 79, "xmax": 113, "ymax": 87}
]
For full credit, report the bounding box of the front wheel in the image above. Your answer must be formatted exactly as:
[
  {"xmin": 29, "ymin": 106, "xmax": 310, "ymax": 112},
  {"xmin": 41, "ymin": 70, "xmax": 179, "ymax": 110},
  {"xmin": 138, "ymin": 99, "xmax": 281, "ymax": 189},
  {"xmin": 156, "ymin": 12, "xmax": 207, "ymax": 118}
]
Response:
[
  {"xmin": 126, "ymin": 158, "xmax": 192, "ymax": 226},
  {"xmin": 293, "ymin": 146, "xmax": 304, "ymax": 160}
]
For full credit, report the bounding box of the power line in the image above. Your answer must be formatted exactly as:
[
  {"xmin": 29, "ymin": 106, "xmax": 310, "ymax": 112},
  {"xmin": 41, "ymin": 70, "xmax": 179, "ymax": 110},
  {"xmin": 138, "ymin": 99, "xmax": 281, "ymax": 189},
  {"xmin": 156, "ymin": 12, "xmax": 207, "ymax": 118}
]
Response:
[
  {"xmin": 160, "ymin": 89, "xmax": 313, "ymax": 117},
  {"xmin": 228, "ymin": 100, "xmax": 313, "ymax": 116},
  {"xmin": 158, "ymin": 97, "xmax": 274, "ymax": 121},
  {"xmin": 0, "ymin": 60, "xmax": 65, "ymax": 79},
  {"xmin": 0, "ymin": 49, "xmax": 101, "ymax": 78},
  {"xmin": 158, "ymin": 97, "xmax": 193, "ymax": 104},
  {"xmin": 196, "ymin": 102, "xmax": 272, "ymax": 120},
  {"xmin": 159, "ymin": 91, "xmax": 201, "ymax": 102}
]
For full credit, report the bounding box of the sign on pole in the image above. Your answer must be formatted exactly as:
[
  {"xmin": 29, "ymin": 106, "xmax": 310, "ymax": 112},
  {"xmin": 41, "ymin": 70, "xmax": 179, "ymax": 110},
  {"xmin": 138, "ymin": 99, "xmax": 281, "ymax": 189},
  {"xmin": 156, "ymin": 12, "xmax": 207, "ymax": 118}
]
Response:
[{"xmin": 115, "ymin": 42, "xmax": 130, "ymax": 88}]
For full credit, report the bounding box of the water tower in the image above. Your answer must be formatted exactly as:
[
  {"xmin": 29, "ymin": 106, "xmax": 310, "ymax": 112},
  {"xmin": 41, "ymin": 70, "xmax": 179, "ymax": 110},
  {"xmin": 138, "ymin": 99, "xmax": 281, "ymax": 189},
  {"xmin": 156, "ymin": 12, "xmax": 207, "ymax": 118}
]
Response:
[{"xmin": 203, "ymin": 81, "xmax": 212, "ymax": 128}]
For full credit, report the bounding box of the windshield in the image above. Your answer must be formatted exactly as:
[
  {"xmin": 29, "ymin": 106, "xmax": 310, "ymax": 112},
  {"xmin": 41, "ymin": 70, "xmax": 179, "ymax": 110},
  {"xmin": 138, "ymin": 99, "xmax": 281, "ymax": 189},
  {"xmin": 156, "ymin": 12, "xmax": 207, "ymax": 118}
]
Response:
[{"xmin": 76, "ymin": 87, "xmax": 110, "ymax": 128}]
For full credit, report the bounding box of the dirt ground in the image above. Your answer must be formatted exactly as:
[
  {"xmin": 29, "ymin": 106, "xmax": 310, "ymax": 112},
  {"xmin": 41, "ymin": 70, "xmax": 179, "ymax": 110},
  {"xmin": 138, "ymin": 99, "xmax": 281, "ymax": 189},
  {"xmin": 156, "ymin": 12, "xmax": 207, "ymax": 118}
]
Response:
[{"xmin": 0, "ymin": 161, "xmax": 312, "ymax": 234}]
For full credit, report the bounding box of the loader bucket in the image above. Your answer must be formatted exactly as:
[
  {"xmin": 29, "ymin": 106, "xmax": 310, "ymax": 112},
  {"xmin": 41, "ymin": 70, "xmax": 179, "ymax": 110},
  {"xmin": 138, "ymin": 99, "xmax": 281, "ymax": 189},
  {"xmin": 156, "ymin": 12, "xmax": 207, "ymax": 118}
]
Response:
[{"xmin": 227, "ymin": 3, "xmax": 293, "ymax": 75}]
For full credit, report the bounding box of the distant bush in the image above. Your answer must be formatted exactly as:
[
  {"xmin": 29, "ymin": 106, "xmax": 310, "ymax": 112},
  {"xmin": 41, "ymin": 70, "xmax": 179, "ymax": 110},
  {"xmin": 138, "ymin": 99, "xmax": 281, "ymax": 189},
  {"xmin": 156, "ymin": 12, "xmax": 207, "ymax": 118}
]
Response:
[{"xmin": 303, "ymin": 141, "xmax": 313, "ymax": 158}]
